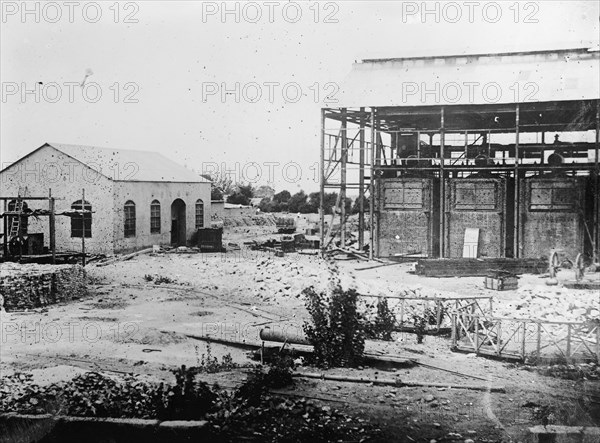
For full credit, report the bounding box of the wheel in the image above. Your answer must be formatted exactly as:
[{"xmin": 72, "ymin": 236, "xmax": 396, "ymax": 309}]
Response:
[{"xmin": 546, "ymin": 250, "xmax": 560, "ymax": 286}]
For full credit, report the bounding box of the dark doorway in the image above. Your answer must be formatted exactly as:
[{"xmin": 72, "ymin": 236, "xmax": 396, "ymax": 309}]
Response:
[{"xmin": 170, "ymin": 199, "xmax": 186, "ymax": 246}]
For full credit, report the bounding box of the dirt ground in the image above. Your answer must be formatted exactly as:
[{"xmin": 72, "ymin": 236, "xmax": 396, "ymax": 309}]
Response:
[{"xmin": 1, "ymin": 226, "xmax": 599, "ymax": 442}]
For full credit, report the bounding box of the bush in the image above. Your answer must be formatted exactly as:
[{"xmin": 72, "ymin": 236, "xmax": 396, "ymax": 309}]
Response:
[
  {"xmin": 302, "ymin": 285, "xmax": 365, "ymax": 368},
  {"xmin": 365, "ymin": 298, "xmax": 396, "ymax": 341}
]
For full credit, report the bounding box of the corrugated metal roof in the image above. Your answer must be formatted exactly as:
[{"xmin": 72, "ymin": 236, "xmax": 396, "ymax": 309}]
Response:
[
  {"xmin": 47, "ymin": 143, "xmax": 210, "ymax": 183},
  {"xmin": 333, "ymin": 47, "xmax": 600, "ymax": 108}
]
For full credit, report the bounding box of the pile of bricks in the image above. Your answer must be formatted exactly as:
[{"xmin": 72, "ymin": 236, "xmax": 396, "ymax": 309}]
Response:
[{"xmin": 0, "ymin": 264, "xmax": 88, "ymax": 311}]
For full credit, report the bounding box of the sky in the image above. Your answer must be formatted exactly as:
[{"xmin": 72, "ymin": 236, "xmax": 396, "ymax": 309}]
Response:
[{"xmin": 1, "ymin": 0, "xmax": 599, "ymax": 193}]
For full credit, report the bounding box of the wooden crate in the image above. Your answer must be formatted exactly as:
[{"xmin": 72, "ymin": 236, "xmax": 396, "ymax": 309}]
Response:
[{"xmin": 484, "ymin": 275, "xmax": 518, "ymax": 291}]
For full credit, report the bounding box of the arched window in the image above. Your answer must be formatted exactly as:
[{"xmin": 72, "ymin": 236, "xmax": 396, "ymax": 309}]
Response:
[
  {"xmin": 195, "ymin": 199, "xmax": 204, "ymax": 229},
  {"xmin": 150, "ymin": 200, "xmax": 161, "ymax": 234},
  {"xmin": 71, "ymin": 200, "xmax": 92, "ymax": 238},
  {"xmin": 124, "ymin": 200, "xmax": 136, "ymax": 237},
  {"xmin": 8, "ymin": 200, "xmax": 29, "ymax": 236}
]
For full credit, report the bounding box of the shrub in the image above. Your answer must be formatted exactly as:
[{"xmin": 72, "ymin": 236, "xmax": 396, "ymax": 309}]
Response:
[
  {"xmin": 302, "ymin": 285, "xmax": 365, "ymax": 368},
  {"xmin": 365, "ymin": 298, "xmax": 396, "ymax": 341}
]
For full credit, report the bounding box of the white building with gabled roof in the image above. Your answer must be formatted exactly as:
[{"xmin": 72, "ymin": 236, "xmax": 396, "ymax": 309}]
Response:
[{"xmin": 0, "ymin": 142, "xmax": 212, "ymax": 254}]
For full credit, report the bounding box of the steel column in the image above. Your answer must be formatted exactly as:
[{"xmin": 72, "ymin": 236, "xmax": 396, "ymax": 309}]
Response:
[
  {"xmin": 514, "ymin": 104, "xmax": 520, "ymax": 258},
  {"xmin": 319, "ymin": 108, "xmax": 326, "ymax": 255},
  {"xmin": 439, "ymin": 107, "xmax": 445, "ymax": 258},
  {"xmin": 594, "ymin": 100, "xmax": 599, "ymax": 261},
  {"xmin": 49, "ymin": 189, "xmax": 56, "ymax": 264},
  {"xmin": 340, "ymin": 108, "xmax": 347, "ymax": 248},
  {"xmin": 369, "ymin": 108, "xmax": 375, "ymax": 260},
  {"xmin": 358, "ymin": 107, "xmax": 365, "ymax": 249}
]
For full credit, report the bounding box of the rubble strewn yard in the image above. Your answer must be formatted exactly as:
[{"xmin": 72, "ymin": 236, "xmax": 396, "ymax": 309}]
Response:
[{"xmin": 2, "ymin": 227, "xmax": 599, "ymax": 442}]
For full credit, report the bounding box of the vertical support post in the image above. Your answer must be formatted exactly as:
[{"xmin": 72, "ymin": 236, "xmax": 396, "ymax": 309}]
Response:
[
  {"xmin": 474, "ymin": 316, "xmax": 479, "ymax": 353},
  {"xmin": 358, "ymin": 108, "xmax": 366, "ymax": 249},
  {"xmin": 399, "ymin": 298, "xmax": 404, "ymax": 328},
  {"xmin": 496, "ymin": 321, "xmax": 502, "ymax": 355},
  {"xmin": 514, "ymin": 104, "xmax": 521, "ymax": 258},
  {"xmin": 2, "ymin": 199, "xmax": 7, "ymax": 258},
  {"xmin": 596, "ymin": 323, "xmax": 600, "ymax": 362},
  {"xmin": 436, "ymin": 299, "xmax": 442, "ymax": 331},
  {"xmin": 340, "ymin": 108, "xmax": 347, "ymax": 248},
  {"xmin": 536, "ymin": 322, "xmax": 541, "ymax": 358},
  {"xmin": 49, "ymin": 189, "xmax": 56, "ymax": 265},
  {"xmin": 521, "ymin": 321, "xmax": 527, "ymax": 360},
  {"xmin": 369, "ymin": 108, "xmax": 376, "ymax": 260},
  {"xmin": 566, "ymin": 324, "xmax": 571, "ymax": 358},
  {"xmin": 81, "ymin": 189, "xmax": 86, "ymax": 267},
  {"xmin": 439, "ymin": 107, "xmax": 446, "ymax": 258},
  {"xmin": 17, "ymin": 195, "xmax": 22, "ymax": 262},
  {"xmin": 319, "ymin": 108, "xmax": 326, "ymax": 255},
  {"xmin": 593, "ymin": 100, "xmax": 599, "ymax": 261},
  {"xmin": 451, "ymin": 313, "xmax": 457, "ymax": 346}
]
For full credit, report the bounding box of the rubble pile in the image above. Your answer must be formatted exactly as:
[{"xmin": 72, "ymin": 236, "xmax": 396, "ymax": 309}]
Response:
[
  {"xmin": 495, "ymin": 284, "xmax": 599, "ymax": 323},
  {"xmin": 0, "ymin": 263, "xmax": 88, "ymax": 311},
  {"xmin": 222, "ymin": 214, "xmax": 277, "ymax": 228},
  {"xmin": 249, "ymin": 256, "xmax": 330, "ymax": 298}
]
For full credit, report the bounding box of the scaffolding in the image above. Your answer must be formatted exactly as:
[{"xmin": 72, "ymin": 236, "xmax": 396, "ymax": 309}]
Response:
[
  {"xmin": 320, "ymin": 100, "xmax": 600, "ymax": 260},
  {"xmin": 1, "ymin": 189, "xmax": 92, "ymax": 265}
]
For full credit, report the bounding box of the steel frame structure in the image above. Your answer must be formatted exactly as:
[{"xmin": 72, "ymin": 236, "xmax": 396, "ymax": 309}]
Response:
[{"xmin": 320, "ymin": 99, "xmax": 600, "ymax": 260}]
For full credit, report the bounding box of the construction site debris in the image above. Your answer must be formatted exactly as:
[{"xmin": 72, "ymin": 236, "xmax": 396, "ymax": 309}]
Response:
[
  {"xmin": 293, "ymin": 372, "xmax": 505, "ymax": 392},
  {"xmin": 415, "ymin": 258, "xmax": 547, "ymax": 278},
  {"xmin": 0, "ymin": 263, "xmax": 88, "ymax": 311}
]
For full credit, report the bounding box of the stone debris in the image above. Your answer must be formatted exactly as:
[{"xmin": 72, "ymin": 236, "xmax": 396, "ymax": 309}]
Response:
[{"xmin": 0, "ymin": 263, "xmax": 88, "ymax": 311}]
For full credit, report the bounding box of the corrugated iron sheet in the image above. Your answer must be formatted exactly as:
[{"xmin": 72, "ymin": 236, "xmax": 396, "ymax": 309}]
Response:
[{"xmin": 333, "ymin": 48, "xmax": 600, "ymax": 108}]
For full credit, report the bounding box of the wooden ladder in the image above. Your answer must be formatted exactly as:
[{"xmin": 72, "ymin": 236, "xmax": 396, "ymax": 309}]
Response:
[{"xmin": 9, "ymin": 199, "xmax": 23, "ymax": 238}]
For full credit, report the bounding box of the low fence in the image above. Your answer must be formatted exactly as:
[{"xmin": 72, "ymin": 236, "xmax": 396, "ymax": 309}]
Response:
[
  {"xmin": 360, "ymin": 295, "xmax": 493, "ymax": 333},
  {"xmin": 451, "ymin": 314, "xmax": 600, "ymax": 362}
]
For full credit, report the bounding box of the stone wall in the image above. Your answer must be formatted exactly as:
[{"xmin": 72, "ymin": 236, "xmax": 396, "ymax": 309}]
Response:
[{"xmin": 0, "ymin": 264, "xmax": 88, "ymax": 311}]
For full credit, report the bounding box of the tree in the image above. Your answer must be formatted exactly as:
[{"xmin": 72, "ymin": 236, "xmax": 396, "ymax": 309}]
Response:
[
  {"xmin": 307, "ymin": 192, "xmax": 340, "ymax": 215},
  {"xmin": 211, "ymin": 187, "xmax": 224, "ymax": 201},
  {"xmin": 352, "ymin": 195, "xmax": 370, "ymax": 214},
  {"xmin": 227, "ymin": 183, "xmax": 254, "ymax": 206},
  {"xmin": 273, "ymin": 190, "xmax": 291, "ymax": 204},
  {"xmin": 288, "ymin": 191, "xmax": 308, "ymax": 213},
  {"xmin": 238, "ymin": 183, "xmax": 254, "ymax": 200},
  {"xmin": 255, "ymin": 185, "xmax": 275, "ymax": 199},
  {"xmin": 203, "ymin": 172, "xmax": 234, "ymax": 201},
  {"xmin": 258, "ymin": 197, "xmax": 280, "ymax": 213}
]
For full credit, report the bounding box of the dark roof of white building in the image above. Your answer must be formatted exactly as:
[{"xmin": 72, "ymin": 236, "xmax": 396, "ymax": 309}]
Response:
[{"xmin": 3, "ymin": 143, "xmax": 210, "ymax": 183}]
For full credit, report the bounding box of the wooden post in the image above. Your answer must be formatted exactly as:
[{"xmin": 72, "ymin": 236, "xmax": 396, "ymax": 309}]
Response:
[
  {"xmin": 514, "ymin": 104, "xmax": 520, "ymax": 258},
  {"xmin": 358, "ymin": 108, "xmax": 365, "ymax": 249},
  {"xmin": 49, "ymin": 189, "xmax": 56, "ymax": 264},
  {"xmin": 439, "ymin": 107, "xmax": 445, "ymax": 258},
  {"xmin": 566, "ymin": 324, "xmax": 571, "ymax": 358},
  {"xmin": 81, "ymin": 189, "xmax": 86, "ymax": 267},
  {"xmin": 594, "ymin": 100, "xmax": 599, "ymax": 261},
  {"xmin": 369, "ymin": 108, "xmax": 376, "ymax": 260},
  {"xmin": 398, "ymin": 298, "xmax": 404, "ymax": 328},
  {"xmin": 474, "ymin": 316, "xmax": 479, "ymax": 353},
  {"xmin": 436, "ymin": 300, "xmax": 442, "ymax": 331},
  {"xmin": 521, "ymin": 322, "xmax": 527, "ymax": 360},
  {"xmin": 451, "ymin": 313, "xmax": 457, "ymax": 346},
  {"xmin": 496, "ymin": 321, "xmax": 502, "ymax": 356},
  {"xmin": 2, "ymin": 199, "xmax": 7, "ymax": 258},
  {"xmin": 596, "ymin": 324, "xmax": 600, "ymax": 362},
  {"xmin": 340, "ymin": 108, "xmax": 347, "ymax": 248},
  {"xmin": 319, "ymin": 108, "xmax": 326, "ymax": 255},
  {"xmin": 536, "ymin": 322, "xmax": 541, "ymax": 358}
]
